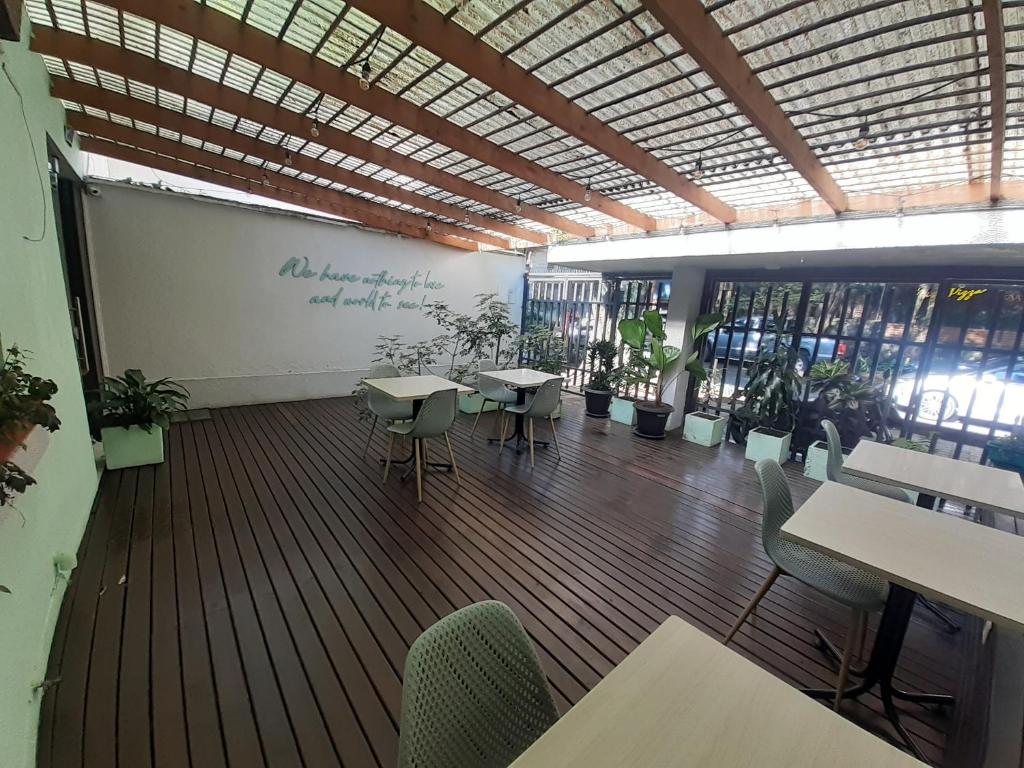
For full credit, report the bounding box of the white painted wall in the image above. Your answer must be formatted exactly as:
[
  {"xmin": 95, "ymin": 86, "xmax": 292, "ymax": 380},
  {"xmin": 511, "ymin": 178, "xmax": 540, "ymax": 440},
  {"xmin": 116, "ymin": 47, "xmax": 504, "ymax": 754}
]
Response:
[{"xmin": 85, "ymin": 183, "xmax": 526, "ymax": 408}]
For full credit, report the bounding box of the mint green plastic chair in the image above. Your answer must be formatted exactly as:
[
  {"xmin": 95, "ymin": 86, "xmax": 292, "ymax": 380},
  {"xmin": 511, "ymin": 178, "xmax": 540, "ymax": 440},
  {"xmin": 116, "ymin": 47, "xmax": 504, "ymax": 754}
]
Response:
[
  {"xmin": 385, "ymin": 388, "xmax": 459, "ymax": 502},
  {"xmin": 363, "ymin": 364, "xmax": 414, "ymax": 459},
  {"xmin": 501, "ymin": 377, "xmax": 562, "ymax": 466},
  {"xmin": 821, "ymin": 419, "xmax": 914, "ymax": 503},
  {"xmin": 398, "ymin": 601, "xmax": 558, "ymax": 768},
  {"xmin": 725, "ymin": 459, "xmax": 888, "ymax": 710},
  {"xmin": 472, "ymin": 373, "xmax": 518, "ymax": 437}
]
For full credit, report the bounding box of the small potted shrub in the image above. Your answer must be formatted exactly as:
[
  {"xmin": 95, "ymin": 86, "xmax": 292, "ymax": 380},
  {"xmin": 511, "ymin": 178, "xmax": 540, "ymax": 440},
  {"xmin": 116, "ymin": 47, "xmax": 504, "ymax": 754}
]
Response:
[
  {"xmin": 95, "ymin": 369, "xmax": 189, "ymax": 470},
  {"xmin": 583, "ymin": 340, "xmax": 617, "ymax": 418},
  {"xmin": 0, "ymin": 341, "xmax": 61, "ymax": 506},
  {"xmin": 617, "ymin": 311, "xmax": 679, "ymax": 438},
  {"xmin": 987, "ymin": 427, "xmax": 1024, "ymax": 473},
  {"xmin": 728, "ymin": 345, "xmax": 801, "ymax": 464},
  {"xmin": 680, "ymin": 313, "xmax": 726, "ymax": 446}
]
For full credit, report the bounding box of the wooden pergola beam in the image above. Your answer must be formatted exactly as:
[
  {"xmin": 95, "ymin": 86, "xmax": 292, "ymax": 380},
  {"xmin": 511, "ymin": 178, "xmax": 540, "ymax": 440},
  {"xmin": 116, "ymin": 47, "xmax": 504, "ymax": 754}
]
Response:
[
  {"xmin": 641, "ymin": 0, "xmax": 849, "ymax": 215},
  {"xmin": 99, "ymin": 0, "xmax": 659, "ymax": 231},
  {"xmin": 345, "ymin": 0, "xmax": 738, "ymax": 225},
  {"xmin": 31, "ymin": 28, "xmax": 584, "ymax": 239},
  {"xmin": 56, "ymin": 80, "xmax": 517, "ymax": 249},
  {"xmin": 982, "ymin": 0, "xmax": 1006, "ymax": 202},
  {"xmin": 76, "ymin": 119, "xmax": 482, "ymax": 251}
]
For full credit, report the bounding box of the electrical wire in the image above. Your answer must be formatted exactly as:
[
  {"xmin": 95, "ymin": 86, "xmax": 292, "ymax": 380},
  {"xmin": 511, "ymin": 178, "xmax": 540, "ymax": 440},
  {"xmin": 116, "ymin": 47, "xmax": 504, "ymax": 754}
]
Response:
[{"xmin": 2, "ymin": 62, "xmax": 48, "ymax": 242}]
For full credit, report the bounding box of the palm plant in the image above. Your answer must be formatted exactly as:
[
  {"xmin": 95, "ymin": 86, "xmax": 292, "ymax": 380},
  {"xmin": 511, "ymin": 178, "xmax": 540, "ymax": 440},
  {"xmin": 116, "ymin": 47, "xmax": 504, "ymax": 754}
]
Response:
[
  {"xmin": 617, "ymin": 310, "xmax": 679, "ymax": 407},
  {"xmin": 94, "ymin": 369, "xmax": 190, "ymax": 431},
  {"xmin": 585, "ymin": 339, "xmax": 618, "ymax": 391}
]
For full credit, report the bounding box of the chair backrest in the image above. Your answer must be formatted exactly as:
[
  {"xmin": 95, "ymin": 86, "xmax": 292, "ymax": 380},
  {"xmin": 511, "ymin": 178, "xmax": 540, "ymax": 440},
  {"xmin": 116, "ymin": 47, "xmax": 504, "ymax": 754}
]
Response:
[
  {"xmin": 478, "ymin": 374, "xmax": 511, "ymax": 400},
  {"xmin": 526, "ymin": 378, "xmax": 563, "ymax": 417},
  {"xmin": 368, "ymin": 363, "xmax": 401, "ymax": 379},
  {"xmin": 477, "ymin": 358, "xmax": 498, "ymax": 372},
  {"xmin": 398, "ymin": 601, "xmax": 559, "ymax": 768},
  {"xmin": 821, "ymin": 419, "xmax": 845, "ymax": 482},
  {"xmin": 409, "ymin": 388, "xmax": 458, "ymax": 438},
  {"xmin": 754, "ymin": 459, "xmax": 797, "ymax": 566}
]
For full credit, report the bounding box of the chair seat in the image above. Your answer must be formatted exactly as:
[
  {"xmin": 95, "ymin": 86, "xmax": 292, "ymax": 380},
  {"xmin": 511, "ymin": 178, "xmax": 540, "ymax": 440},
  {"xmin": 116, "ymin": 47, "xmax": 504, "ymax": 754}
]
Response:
[
  {"xmin": 504, "ymin": 402, "xmax": 531, "ymax": 415},
  {"xmin": 772, "ymin": 539, "xmax": 888, "ymax": 612},
  {"xmin": 482, "ymin": 389, "xmax": 519, "ymax": 405},
  {"xmin": 371, "ymin": 400, "xmax": 414, "ymax": 421},
  {"xmin": 387, "ymin": 421, "xmax": 416, "ymax": 436}
]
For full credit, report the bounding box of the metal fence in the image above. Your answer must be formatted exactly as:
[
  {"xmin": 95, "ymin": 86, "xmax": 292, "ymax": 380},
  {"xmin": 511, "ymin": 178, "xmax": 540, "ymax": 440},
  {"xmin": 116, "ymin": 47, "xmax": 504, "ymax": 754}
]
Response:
[{"xmin": 522, "ymin": 271, "xmax": 670, "ymax": 399}]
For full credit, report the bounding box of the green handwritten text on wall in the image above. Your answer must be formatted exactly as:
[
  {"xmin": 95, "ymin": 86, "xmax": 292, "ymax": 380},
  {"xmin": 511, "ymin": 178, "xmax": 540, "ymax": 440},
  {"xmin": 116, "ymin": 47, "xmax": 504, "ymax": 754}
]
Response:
[{"xmin": 278, "ymin": 256, "xmax": 446, "ymax": 311}]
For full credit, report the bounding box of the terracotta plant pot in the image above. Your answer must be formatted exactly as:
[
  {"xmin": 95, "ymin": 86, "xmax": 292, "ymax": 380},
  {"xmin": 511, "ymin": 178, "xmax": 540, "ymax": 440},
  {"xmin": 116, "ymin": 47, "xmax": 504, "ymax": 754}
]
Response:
[{"xmin": 0, "ymin": 422, "xmax": 32, "ymax": 463}]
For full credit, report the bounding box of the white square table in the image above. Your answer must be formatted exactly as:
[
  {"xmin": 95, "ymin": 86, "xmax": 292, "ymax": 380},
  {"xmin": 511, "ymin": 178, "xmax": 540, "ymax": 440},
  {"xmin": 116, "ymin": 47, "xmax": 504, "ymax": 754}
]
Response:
[
  {"xmin": 782, "ymin": 481, "xmax": 1024, "ymax": 758},
  {"xmin": 479, "ymin": 368, "xmax": 562, "ymax": 453},
  {"xmin": 361, "ymin": 374, "xmax": 472, "ymax": 473},
  {"xmin": 511, "ymin": 615, "xmax": 924, "ymax": 768},
  {"xmin": 843, "ymin": 440, "xmax": 1024, "ymax": 519}
]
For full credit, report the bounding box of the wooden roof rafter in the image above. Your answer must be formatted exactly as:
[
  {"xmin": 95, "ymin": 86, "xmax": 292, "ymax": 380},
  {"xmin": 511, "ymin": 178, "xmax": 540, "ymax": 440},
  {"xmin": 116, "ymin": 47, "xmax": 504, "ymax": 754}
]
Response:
[
  {"xmin": 98, "ymin": 0, "xmax": 662, "ymax": 232},
  {"xmin": 343, "ymin": 0, "xmax": 738, "ymax": 224},
  {"xmin": 75, "ymin": 122, "xmax": 482, "ymax": 251},
  {"xmin": 983, "ymin": 0, "xmax": 1007, "ymax": 202},
  {"xmin": 30, "ymin": 28, "xmax": 591, "ymax": 241}
]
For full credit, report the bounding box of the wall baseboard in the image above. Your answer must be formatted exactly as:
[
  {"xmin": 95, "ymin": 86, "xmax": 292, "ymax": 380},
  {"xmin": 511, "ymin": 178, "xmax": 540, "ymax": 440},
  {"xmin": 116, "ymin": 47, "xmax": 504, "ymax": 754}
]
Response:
[{"xmin": 179, "ymin": 371, "xmax": 365, "ymax": 409}]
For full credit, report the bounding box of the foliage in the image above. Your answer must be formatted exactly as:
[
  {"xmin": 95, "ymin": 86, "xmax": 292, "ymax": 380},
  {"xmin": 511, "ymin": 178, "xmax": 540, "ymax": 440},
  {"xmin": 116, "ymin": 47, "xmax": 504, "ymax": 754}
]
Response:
[
  {"xmin": 94, "ymin": 369, "xmax": 190, "ymax": 431},
  {"xmin": 683, "ymin": 312, "xmax": 725, "ymax": 384},
  {"xmin": 423, "ymin": 293, "xmax": 519, "ymax": 382},
  {"xmin": 0, "ymin": 461, "xmax": 36, "ymax": 508},
  {"xmin": 728, "ymin": 345, "xmax": 802, "ymax": 443},
  {"xmin": 616, "ymin": 310, "xmax": 680, "ymax": 406},
  {"xmin": 990, "ymin": 425, "xmax": 1024, "ymax": 452},
  {"xmin": 891, "ymin": 436, "xmax": 930, "ymax": 452},
  {"xmin": 0, "ymin": 341, "xmax": 61, "ymax": 508},
  {"xmin": 0, "ymin": 342, "xmax": 61, "ymax": 448},
  {"xmin": 585, "ymin": 339, "xmax": 617, "ymax": 391},
  {"xmin": 517, "ymin": 324, "xmax": 568, "ymax": 375},
  {"xmin": 794, "ymin": 359, "xmax": 894, "ymax": 452}
]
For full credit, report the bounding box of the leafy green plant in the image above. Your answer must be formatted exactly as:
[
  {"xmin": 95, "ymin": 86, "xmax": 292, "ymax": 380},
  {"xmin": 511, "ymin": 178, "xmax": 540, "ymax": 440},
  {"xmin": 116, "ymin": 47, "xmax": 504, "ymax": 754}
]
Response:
[
  {"xmin": 585, "ymin": 339, "xmax": 618, "ymax": 392},
  {"xmin": 517, "ymin": 324, "xmax": 568, "ymax": 375},
  {"xmin": 617, "ymin": 310, "xmax": 678, "ymax": 406},
  {"xmin": 729, "ymin": 345, "xmax": 802, "ymax": 443},
  {"xmin": 0, "ymin": 342, "xmax": 61, "ymax": 449},
  {"xmin": 795, "ymin": 359, "xmax": 893, "ymax": 451},
  {"xmin": 424, "ymin": 293, "xmax": 519, "ymax": 381},
  {"xmin": 0, "ymin": 462, "xmax": 36, "ymax": 508},
  {"xmin": 891, "ymin": 436, "xmax": 930, "ymax": 452},
  {"xmin": 94, "ymin": 369, "xmax": 190, "ymax": 431},
  {"xmin": 683, "ymin": 312, "xmax": 725, "ymax": 383}
]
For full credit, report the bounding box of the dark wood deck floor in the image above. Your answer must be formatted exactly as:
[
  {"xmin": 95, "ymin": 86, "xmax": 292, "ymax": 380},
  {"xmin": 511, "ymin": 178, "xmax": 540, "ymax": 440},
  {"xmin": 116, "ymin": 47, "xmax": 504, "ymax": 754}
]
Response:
[{"xmin": 39, "ymin": 394, "xmax": 976, "ymax": 767}]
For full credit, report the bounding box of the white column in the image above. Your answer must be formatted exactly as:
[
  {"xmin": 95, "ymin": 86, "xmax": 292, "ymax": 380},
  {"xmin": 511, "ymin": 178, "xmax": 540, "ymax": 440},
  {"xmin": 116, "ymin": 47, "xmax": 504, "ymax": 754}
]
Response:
[{"xmin": 662, "ymin": 265, "xmax": 707, "ymax": 431}]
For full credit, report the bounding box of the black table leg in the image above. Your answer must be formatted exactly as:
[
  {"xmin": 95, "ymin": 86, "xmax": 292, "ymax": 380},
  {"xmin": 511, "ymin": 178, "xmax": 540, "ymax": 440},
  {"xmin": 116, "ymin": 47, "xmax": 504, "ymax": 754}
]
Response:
[
  {"xmin": 487, "ymin": 386, "xmax": 549, "ymax": 455},
  {"xmin": 913, "ymin": 492, "xmax": 961, "ymax": 633},
  {"xmin": 802, "ymin": 584, "xmax": 954, "ymax": 761}
]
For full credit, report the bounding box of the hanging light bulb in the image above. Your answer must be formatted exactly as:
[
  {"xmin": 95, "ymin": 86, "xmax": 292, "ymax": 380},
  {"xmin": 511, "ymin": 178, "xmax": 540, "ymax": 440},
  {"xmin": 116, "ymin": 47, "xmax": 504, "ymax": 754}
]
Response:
[
  {"xmin": 514, "ymin": 197, "xmax": 522, "ymax": 213},
  {"xmin": 584, "ymin": 182, "xmax": 592, "ymax": 202},
  {"xmin": 464, "ymin": 211, "xmax": 470, "ymax": 223},
  {"xmin": 310, "ymin": 119, "xmax": 320, "ymax": 138},
  {"xmin": 284, "ymin": 150, "xmax": 293, "ymax": 166},
  {"xmin": 262, "ymin": 170, "xmax": 270, "ymax": 186},
  {"xmin": 359, "ymin": 61, "xmax": 372, "ymax": 91},
  {"xmin": 426, "ymin": 220, "xmax": 433, "ymax": 233},
  {"xmin": 853, "ymin": 122, "xmax": 870, "ymax": 151},
  {"xmin": 691, "ymin": 155, "xmax": 704, "ymax": 180}
]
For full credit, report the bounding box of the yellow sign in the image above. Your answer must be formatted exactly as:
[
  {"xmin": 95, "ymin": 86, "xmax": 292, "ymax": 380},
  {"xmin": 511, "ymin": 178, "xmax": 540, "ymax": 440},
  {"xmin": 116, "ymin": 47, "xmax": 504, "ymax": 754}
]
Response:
[{"xmin": 948, "ymin": 286, "xmax": 988, "ymax": 302}]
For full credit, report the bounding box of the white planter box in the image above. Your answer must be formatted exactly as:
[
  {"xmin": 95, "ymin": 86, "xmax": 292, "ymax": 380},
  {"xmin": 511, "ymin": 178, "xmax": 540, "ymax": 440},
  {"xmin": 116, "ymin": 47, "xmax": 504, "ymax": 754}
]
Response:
[
  {"xmin": 101, "ymin": 425, "xmax": 165, "ymax": 470},
  {"xmin": 610, "ymin": 396, "xmax": 636, "ymax": 426},
  {"xmin": 745, "ymin": 427, "xmax": 792, "ymax": 465},
  {"xmin": 803, "ymin": 440, "xmax": 831, "ymax": 481},
  {"xmin": 683, "ymin": 412, "xmax": 726, "ymax": 447},
  {"xmin": 458, "ymin": 393, "xmax": 499, "ymax": 414}
]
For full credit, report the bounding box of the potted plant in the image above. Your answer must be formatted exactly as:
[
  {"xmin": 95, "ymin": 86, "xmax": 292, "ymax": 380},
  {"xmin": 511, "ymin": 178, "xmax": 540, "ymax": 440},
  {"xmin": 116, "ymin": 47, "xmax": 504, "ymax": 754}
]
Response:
[
  {"xmin": 517, "ymin": 324, "xmax": 567, "ymax": 417},
  {"xmin": 617, "ymin": 310, "xmax": 680, "ymax": 438},
  {"xmin": 680, "ymin": 312, "xmax": 726, "ymax": 446},
  {"xmin": 583, "ymin": 340, "xmax": 617, "ymax": 417},
  {"xmin": 728, "ymin": 345, "xmax": 801, "ymax": 464},
  {"xmin": 0, "ymin": 341, "xmax": 61, "ymax": 507},
  {"xmin": 987, "ymin": 426, "xmax": 1024, "ymax": 474},
  {"xmin": 94, "ymin": 369, "xmax": 189, "ymax": 470}
]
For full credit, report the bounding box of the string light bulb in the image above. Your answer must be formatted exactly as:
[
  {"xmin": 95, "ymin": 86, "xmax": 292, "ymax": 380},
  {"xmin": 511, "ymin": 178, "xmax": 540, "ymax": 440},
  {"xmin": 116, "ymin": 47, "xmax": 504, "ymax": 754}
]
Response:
[
  {"xmin": 514, "ymin": 197, "xmax": 522, "ymax": 213},
  {"xmin": 310, "ymin": 119, "xmax": 320, "ymax": 138},
  {"xmin": 359, "ymin": 61, "xmax": 372, "ymax": 90},
  {"xmin": 584, "ymin": 182, "xmax": 592, "ymax": 202},
  {"xmin": 262, "ymin": 170, "xmax": 270, "ymax": 186},
  {"xmin": 284, "ymin": 150, "xmax": 293, "ymax": 166},
  {"xmin": 691, "ymin": 155, "xmax": 704, "ymax": 180},
  {"xmin": 853, "ymin": 122, "xmax": 870, "ymax": 151}
]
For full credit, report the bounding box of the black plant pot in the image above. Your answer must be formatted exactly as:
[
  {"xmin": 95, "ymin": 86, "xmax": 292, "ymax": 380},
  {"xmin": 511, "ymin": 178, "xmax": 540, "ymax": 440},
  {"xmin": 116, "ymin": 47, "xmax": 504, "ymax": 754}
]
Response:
[
  {"xmin": 634, "ymin": 402, "xmax": 674, "ymax": 439},
  {"xmin": 584, "ymin": 388, "xmax": 613, "ymax": 417}
]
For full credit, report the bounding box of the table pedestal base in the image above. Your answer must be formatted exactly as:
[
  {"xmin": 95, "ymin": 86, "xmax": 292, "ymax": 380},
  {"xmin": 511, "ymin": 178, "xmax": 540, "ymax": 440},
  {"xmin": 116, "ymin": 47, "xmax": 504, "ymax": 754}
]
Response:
[
  {"xmin": 802, "ymin": 585, "xmax": 954, "ymax": 761},
  {"xmin": 485, "ymin": 389, "xmax": 549, "ymax": 455}
]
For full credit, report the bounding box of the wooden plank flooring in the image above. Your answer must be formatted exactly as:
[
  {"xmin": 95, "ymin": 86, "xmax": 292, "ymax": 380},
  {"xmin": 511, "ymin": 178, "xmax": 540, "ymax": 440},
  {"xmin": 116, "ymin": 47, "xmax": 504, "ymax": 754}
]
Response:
[{"xmin": 38, "ymin": 394, "xmax": 977, "ymax": 767}]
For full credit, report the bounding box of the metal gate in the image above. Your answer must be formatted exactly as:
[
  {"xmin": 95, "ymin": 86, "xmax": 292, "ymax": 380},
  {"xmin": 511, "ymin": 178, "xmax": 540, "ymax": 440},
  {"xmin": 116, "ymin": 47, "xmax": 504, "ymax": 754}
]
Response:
[{"xmin": 700, "ymin": 271, "xmax": 1024, "ymax": 457}]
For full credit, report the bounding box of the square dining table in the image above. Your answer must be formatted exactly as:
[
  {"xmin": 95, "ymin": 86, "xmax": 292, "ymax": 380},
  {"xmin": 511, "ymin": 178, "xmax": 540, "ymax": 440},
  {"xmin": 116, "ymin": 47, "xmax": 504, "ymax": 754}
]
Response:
[
  {"xmin": 479, "ymin": 368, "xmax": 562, "ymax": 453},
  {"xmin": 782, "ymin": 480, "xmax": 1024, "ymax": 759}
]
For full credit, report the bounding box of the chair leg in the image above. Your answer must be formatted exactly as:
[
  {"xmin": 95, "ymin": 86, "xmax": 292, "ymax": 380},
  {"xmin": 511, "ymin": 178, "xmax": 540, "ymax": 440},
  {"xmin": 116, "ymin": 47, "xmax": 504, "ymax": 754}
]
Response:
[
  {"xmin": 724, "ymin": 566, "xmax": 781, "ymax": 645},
  {"xmin": 362, "ymin": 414, "xmax": 378, "ymax": 459},
  {"xmin": 835, "ymin": 608, "xmax": 863, "ymax": 712},
  {"xmin": 492, "ymin": 403, "xmax": 505, "ymax": 439},
  {"xmin": 855, "ymin": 610, "xmax": 868, "ymax": 661},
  {"xmin": 444, "ymin": 432, "xmax": 461, "ymax": 487},
  {"xmin": 414, "ymin": 439, "xmax": 424, "ymax": 502},
  {"xmin": 499, "ymin": 411, "xmax": 508, "ymax": 453},
  {"xmin": 382, "ymin": 432, "xmax": 395, "ymax": 482},
  {"xmin": 528, "ymin": 418, "xmax": 535, "ymax": 467},
  {"xmin": 471, "ymin": 400, "xmax": 486, "ymax": 436},
  {"xmin": 548, "ymin": 415, "xmax": 561, "ymax": 460}
]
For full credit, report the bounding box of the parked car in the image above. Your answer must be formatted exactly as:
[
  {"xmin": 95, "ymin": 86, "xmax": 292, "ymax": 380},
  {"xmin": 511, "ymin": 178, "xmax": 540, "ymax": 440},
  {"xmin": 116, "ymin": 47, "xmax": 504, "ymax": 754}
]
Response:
[
  {"xmin": 710, "ymin": 316, "xmax": 846, "ymax": 377},
  {"xmin": 890, "ymin": 360, "xmax": 1024, "ymax": 430}
]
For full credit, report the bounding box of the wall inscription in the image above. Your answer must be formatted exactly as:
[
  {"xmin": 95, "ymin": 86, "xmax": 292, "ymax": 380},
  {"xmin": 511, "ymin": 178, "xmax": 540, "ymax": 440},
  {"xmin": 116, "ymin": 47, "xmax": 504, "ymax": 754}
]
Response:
[{"xmin": 278, "ymin": 256, "xmax": 446, "ymax": 312}]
